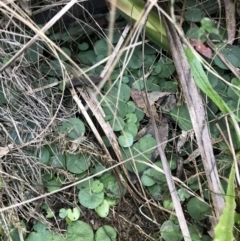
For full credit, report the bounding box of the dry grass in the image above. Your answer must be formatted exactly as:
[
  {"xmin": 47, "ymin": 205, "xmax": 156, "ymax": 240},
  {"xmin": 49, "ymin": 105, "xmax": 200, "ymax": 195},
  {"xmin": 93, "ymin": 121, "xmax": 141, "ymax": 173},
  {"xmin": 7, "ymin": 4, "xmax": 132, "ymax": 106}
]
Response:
[{"xmin": 0, "ymin": 1, "xmax": 239, "ymax": 241}]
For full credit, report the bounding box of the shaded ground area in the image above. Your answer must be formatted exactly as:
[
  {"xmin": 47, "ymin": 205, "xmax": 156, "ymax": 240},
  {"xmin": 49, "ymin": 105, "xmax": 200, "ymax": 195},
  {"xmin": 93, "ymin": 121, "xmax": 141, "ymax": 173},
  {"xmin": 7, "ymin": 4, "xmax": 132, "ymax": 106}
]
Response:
[
  {"xmin": 43, "ymin": 190, "xmax": 164, "ymax": 241},
  {"xmin": 81, "ymin": 196, "xmax": 162, "ymax": 241}
]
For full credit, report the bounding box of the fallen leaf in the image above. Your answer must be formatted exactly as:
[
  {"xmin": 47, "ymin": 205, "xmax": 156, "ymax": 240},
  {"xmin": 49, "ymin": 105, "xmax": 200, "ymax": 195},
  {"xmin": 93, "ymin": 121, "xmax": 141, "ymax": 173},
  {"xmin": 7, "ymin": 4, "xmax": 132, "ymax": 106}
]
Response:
[
  {"xmin": 0, "ymin": 144, "xmax": 13, "ymax": 158},
  {"xmin": 131, "ymin": 89, "xmax": 171, "ymax": 117},
  {"xmin": 190, "ymin": 39, "xmax": 212, "ymax": 58},
  {"xmin": 148, "ymin": 91, "xmax": 172, "ymax": 104},
  {"xmin": 177, "ymin": 130, "xmax": 188, "ymax": 153},
  {"xmin": 149, "ymin": 116, "xmax": 169, "ymax": 161},
  {"xmin": 162, "ymin": 94, "xmax": 177, "ymax": 112}
]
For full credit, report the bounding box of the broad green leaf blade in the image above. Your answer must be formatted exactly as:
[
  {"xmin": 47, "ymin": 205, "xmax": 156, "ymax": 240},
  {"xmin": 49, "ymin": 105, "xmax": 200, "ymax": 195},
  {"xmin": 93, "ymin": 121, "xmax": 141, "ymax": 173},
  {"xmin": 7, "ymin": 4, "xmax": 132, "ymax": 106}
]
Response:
[
  {"xmin": 95, "ymin": 225, "xmax": 117, "ymax": 241},
  {"xmin": 107, "ymin": 0, "xmax": 169, "ymax": 52},
  {"xmin": 184, "ymin": 47, "xmax": 238, "ymax": 120},
  {"xmin": 213, "ymin": 164, "xmax": 236, "ymax": 241}
]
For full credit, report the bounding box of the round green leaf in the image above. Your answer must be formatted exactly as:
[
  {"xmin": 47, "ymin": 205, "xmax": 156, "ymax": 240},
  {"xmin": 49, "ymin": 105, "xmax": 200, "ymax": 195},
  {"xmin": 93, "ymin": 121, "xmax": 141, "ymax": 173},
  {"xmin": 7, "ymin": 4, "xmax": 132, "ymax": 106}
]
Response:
[
  {"xmin": 123, "ymin": 123, "xmax": 138, "ymax": 138},
  {"xmin": 201, "ymin": 18, "xmax": 219, "ymax": 35},
  {"xmin": 169, "ymin": 155, "xmax": 178, "ymax": 170},
  {"xmin": 105, "ymin": 197, "xmax": 118, "ymax": 206},
  {"xmin": 96, "ymin": 54, "xmax": 105, "ymax": 62},
  {"xmin": 139, "ymin": 136, "xmax": 157, "ymax": 155},
  {"xmin": 227, "ymin": 100, "xmax": 240, "ymax": 119},
  {"xmin": 99, "ymin": 172, "xmax": 125, "ymax": 199},
  {"xmin": 58, "ymin": 117, "xmax": 85, "ymax": 140},
  {"xmin": 49, "ymin": 153, "xmax": 66, "ymax": 169},
  {"xmin": 78, "ymin": 42, "xmax": 89, "ymax": 51},
  {"xmin": 144, "ymin": 44, "xmax": 157, "ymax": 54},
  {"xmin": 59, "ymin": 208, "xmax": 67, "ymax": 219},
  {"xmin": 163, "ymin": 200, "xmax": 174, "ymax": 210},
  {"xmin": 45, "ymin": 178, "xmax": 62, "ymax": 192},
  {"xmin": 46, "ymin": 144, "xmax": 59, "ymax": 155},
  {"xmin": 188, "ymin": 176, "xmax": 199, "ymax": 191},
  {"xmin": 66, "ymin": 153, "xmax": 90, "ymax": 174},
  {"xmin": 24, "ymin": 42, "xmax": 43, "ymax": 63},
  {"xmin": 78, "ymin": 189, "xmax": 104, "ymax": 209},
  {"xmin": 128, "ymin": 55, "xmax": 142, "ymax": 69},
  {"xmin": 135, "ymin": 107, "xmax": 145, "ymax": 121},
  {"xmin": 150, "ymin": 162, "xmax": 167, "ymax": 184},
  {"xmin": 146, "ymin": 83, "xmax": 161, "ymax": 94},
  {"xmin": 94, "ymin": 39, "xmax": 108, "ymax": 57},
  {"xmin": 102, "ymin": 106, "xmax": 114, "ymax": 120},
  {"xmin": 95, "ymin": 225, "xmax": 117, "ymax": 241},
  {"xmin": 77, "ymin": 50, "xmax": 97, "ymax": 64},
  {"xmin": 213, "ymin": 44, "xmax": 240, "ymax": 69},
  {"xmin": 67, "ymin": 208, "xmax": 80, "ymax": 221},
  {"xmin": 109, "ymin": 116, "xmax": 125, "ymax": 131},
  {"xmin": 76, "ymin": 178, "xmax": 93, "ymax": 190},
  {"xmin": 206, "ymin": 71, "xmax": 219, "ymax": 88},
  {"xmin": 122, "ymin": 76, "xmax": 129, "ymax": 83},
  {"xmin": 91, "ymin": 180, "xmax": 104, "ymax": 193},
  {"xmin": 26, "ymin": 222, "xmax": 57, "ymax": 241},
  {"xmin": 188, "ymin": 225, "xmax": 203, "ymax": 241},
  {"xmin": 153, "ymin": 62, "xmax": 162, "ymax": 74},
  {"xmin": 91, "ymin": 163, "xmax": 106, "ymax": 177},
  {"xmin": 147, "ymin": 184, "xmax": 163, "ymax": 201},
  {"xmin": 42, "ymin": 171, "xmax": 54, "ymax": 183},
  {"xmin": 160, "ymin": 220, "xmax": 182, "ymax": 241},
  {"xmin": 102, "ymin": 96, "xmax": 128, "ymax": 120},
  {"xmin": 41, "ymin": 203, "xmax": 54, "ymax": 219},
  {"xmin": 120, "ymin": 83, "xmax": 131, "ymax": 102},
  {"xmin": 187, "ymin": 197, "xmax": 211, "ymax": 221},
  {"xmin": 39, "ymin": 146, "xmax": 50, "ymax": 164},
  {"xmin": 49, "ymin": 60, "xmax": 61, "ymax": 71},
  {"xmin": 132, "ymin": 79, "xmax": 144, "ymax": 90},
  {"xmin": 127, "ymin": 101, "xmax": 136, "ymax": 113},
  {"xmin": 108, "ymin": 83, "xmax": 131, "ymax": 102},
  {"xmin": 158, "ymin": 59, "xmax": 175, "ymax": 78},
  {"xmin": 124, "ymin": 144, "xmax": 151, "ymax": 173},
  {"xmin": 186, "ymin": 27, "xmax": 207, "ymax": 41},
  {"xmin": 177, "ymin": 188, "xmax": 191, "ymax": 202},
  {"xmin": 227, "ymin": 77, "xmax": 240, "ymax": 102},
  {"xmin": 161, "ymin": 80, "xmax": 178, "ymax": 92},
  {"xmin": 126, "ymin": 113, "xmax": 138, "ymax": 124},
  {"xmin": 144, "ymin": 54, "xmax": 156, "ymax": 69},
  {"xmin": 95, "ymin": 200, "xmax": 110, "ymax": 218},
  {"xmin": 59, "ymin": 47, "xmax": 71, "ymax": 61},
  {"xmin": 67, "ymin": 221, "xmax": 94, "ymax": 241},
  {"xmin": 118, "ymin": 132, "xmax": 133, "ymax": 147},
  {"xmin": 141, "ymin": 169, "xmax": 155, "ymax": 186},
  {"xmin": 170, "ymin": 103, "xmax": 193, "ymax": 131}
]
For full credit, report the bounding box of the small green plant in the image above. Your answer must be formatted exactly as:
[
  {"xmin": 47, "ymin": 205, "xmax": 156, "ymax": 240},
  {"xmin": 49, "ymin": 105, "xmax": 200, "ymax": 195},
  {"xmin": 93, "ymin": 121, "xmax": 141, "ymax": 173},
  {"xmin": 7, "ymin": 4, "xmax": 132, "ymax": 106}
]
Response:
[
  {"xmin": 26, "ymin": 221, "xmax": 117, "ymax": 241},
  {"xmin": 77, "ymin": 173, "xmax": 124, "ymax": 218},
  {"xmin": 160, "ymin": 220, "xmax": 183, "ymax": 241},
  {"xmin": 59, "ymin": 207, "xmax": 81, "ymax": 224},
  {"xmin": 95, "ymin": 225, "xmax": 117, "ymax": 241},
  {"xmin": 187, "ymin": 197, "xmax": 211, "ymax": 221},
  {"xmin": 213, "ymin": 164, "xmax": 236, "ymax": 241},
  {"xmin": 57, "ymin": 117, "xmax": 86, "ymax": 140}
]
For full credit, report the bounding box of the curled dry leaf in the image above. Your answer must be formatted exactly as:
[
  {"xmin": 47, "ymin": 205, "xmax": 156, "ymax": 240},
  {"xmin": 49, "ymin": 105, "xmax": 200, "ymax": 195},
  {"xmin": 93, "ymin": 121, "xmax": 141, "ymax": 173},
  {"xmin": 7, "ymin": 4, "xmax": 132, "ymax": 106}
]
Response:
[
  {"xmin": 162, "ymin": 94, "xmax": 176, "ymax": 112},
  {"xmin": 189, "ymin": 39, "xmax": 212, "ymax": 58},
  {"xmin": 131, "ymin": 89, "xmax": 171, "ymax": 118},
  {"xmin": 0, "ymin": 144, "xmax": 13, "ymax": 158},
  {"xmin": 177, "ymin": 130, "xmax": 188, "ymax": 153},
  {"xmin": 148, "ymin": 117, "xmax": 169, "ymax": 162}
]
